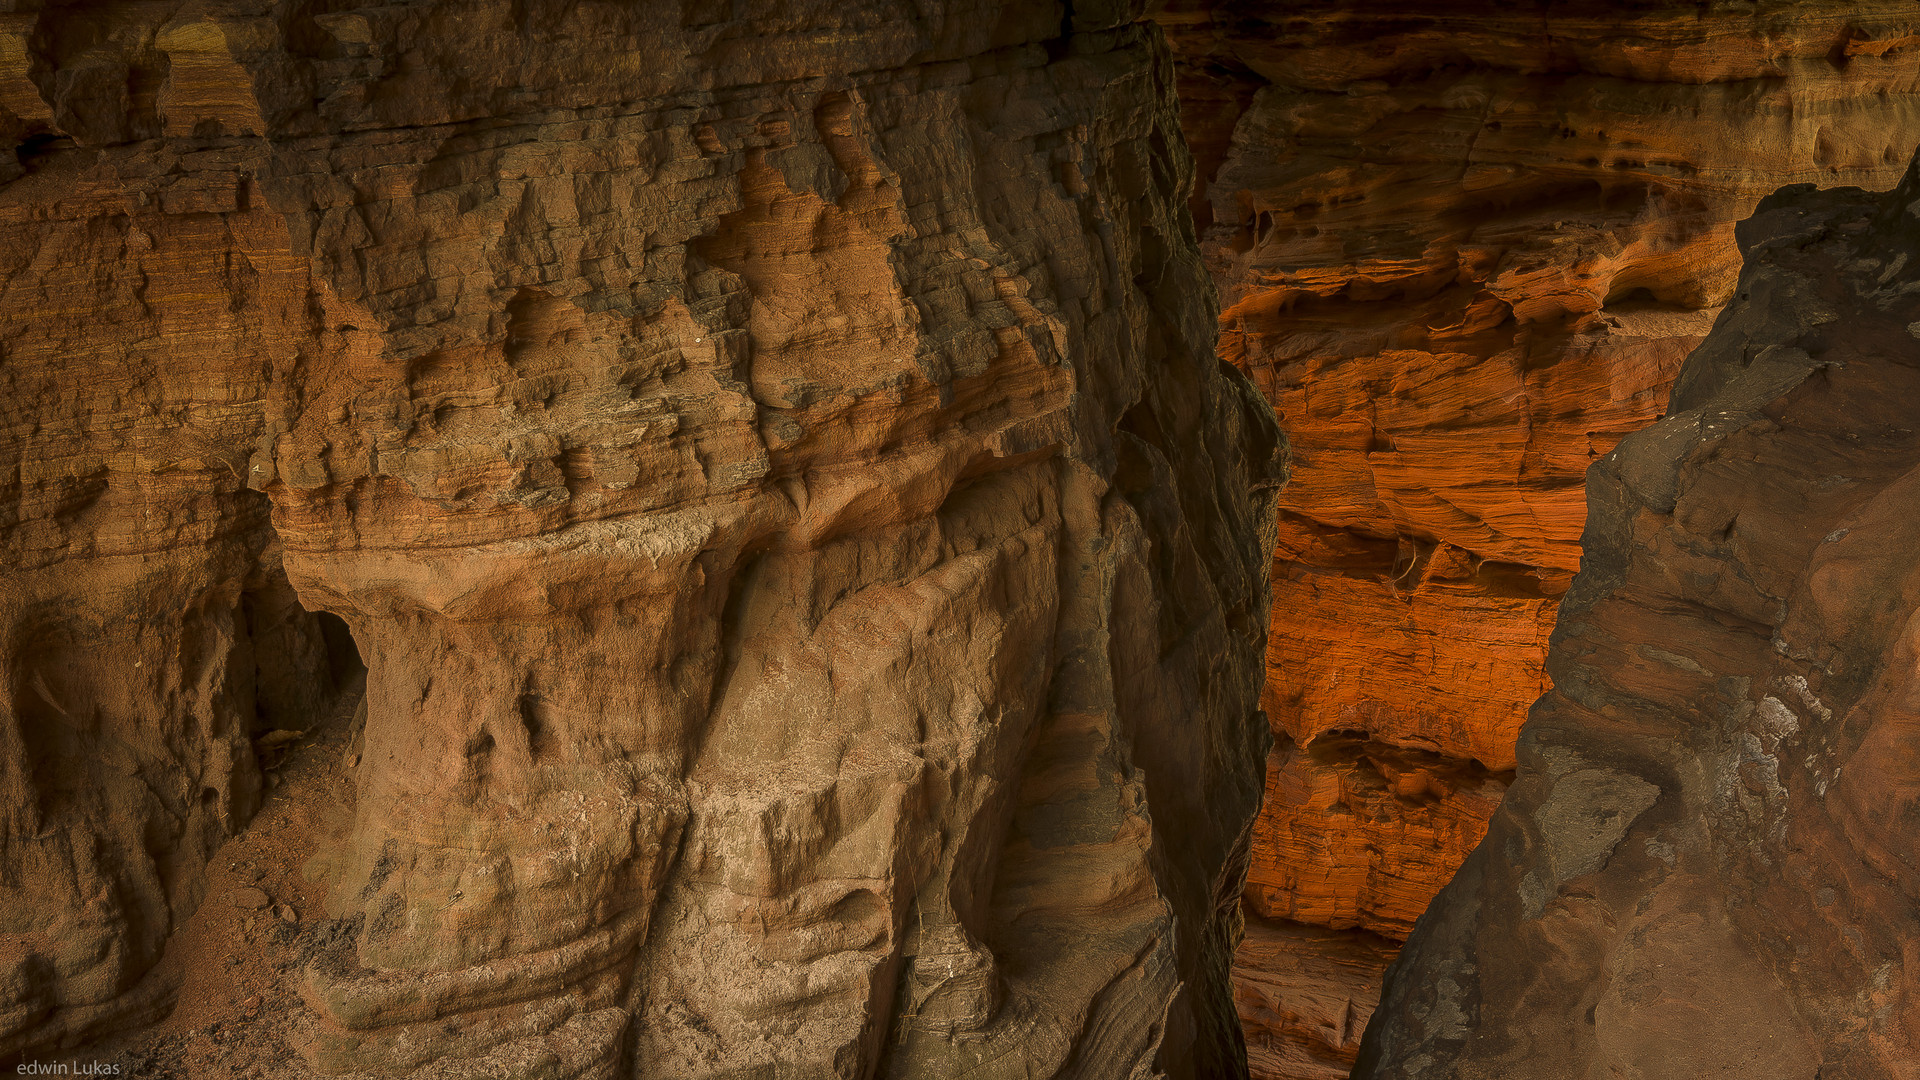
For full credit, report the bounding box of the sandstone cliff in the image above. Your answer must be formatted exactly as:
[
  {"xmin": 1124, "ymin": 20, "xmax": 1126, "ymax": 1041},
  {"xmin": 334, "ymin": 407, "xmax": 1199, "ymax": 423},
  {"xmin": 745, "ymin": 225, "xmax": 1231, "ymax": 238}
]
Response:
[
  {"xmin": 0, "ymin": 4, "xmax": 1285, "ymax": 1076},
  {"xmin": 1358, "ymin": 141, "xmax": 1920, "ymax": 1080},
  {"xmin": 1153, "ymin": 2, "xmax": 1920, "ymax": 1074}
]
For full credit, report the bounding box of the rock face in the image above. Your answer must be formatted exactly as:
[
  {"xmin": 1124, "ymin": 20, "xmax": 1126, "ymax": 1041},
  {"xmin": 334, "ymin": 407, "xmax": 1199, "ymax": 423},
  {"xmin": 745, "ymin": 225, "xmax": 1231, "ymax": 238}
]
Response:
[
  {"xmin": 1358, "ymin": 144, "xmax": 1920, "ymax": 1080},
  {"xmin": 1153, "ymin": 3, "xmax": 1920, "ymax": 1074},
  {"xmin": 0, "ymin": 3, "xmax": 1285, "ymax": 1076},
  {"xmin": 1233, "ymin": 914, "xmax": 1396, "ymax": 1080},
  {"xmin": 0, "ymin": 13, "xmax": 349, "ymax": 1048}
]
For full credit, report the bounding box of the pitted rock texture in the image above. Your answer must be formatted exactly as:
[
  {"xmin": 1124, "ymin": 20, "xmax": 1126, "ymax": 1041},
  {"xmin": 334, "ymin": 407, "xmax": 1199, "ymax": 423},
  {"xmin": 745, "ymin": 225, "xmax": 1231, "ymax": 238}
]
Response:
[
  {"xmin": 1356, "ymin": 148, "xmax": 1920, "ymax": 1079},
  {"xmin": 0, "ymin": 3, "xmax": 1285, "ymax": 1077},
  {"xmin": 1153, "ymin": 2, "xmax": 1920, "ymax": 1074}
]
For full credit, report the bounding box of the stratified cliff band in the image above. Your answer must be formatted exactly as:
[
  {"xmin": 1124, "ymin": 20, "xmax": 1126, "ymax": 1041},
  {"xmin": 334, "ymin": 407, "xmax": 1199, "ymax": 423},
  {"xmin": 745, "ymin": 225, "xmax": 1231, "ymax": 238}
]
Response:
[
  {"xmin": 1358, "ymin": 144, "xmax": 1920, "ymax": 1079},
  {"xmin": 0, "ymin": 3, "xmax": 1285, "ymax": 1076}
]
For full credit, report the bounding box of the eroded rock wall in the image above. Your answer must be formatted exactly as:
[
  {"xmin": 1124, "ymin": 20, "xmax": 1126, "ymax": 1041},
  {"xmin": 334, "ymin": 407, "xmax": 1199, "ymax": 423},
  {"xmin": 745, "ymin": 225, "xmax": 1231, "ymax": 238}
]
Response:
[
  {"xmin": 0, "ymin": 3, "xmax": 1284, "ymax": 1076},
  {"xmin": 1357, "ymin": 140, "xmax": 1920, "ymax": 1080},
  {"xmin": 1153, "ymin": 3, "xmax": 1920, "ymax": 1075},
  {"xmin": 0, "ymin": 37, "xmax": 343, "ymax": 1048}
]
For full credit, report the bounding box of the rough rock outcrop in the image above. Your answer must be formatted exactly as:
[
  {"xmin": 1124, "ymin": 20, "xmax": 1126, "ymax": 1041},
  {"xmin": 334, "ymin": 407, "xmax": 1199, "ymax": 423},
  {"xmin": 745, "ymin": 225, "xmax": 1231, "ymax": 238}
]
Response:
[
  {"xmin": 0, "ymin": 3, "xmax": 1285, "ymax": 1076},
  {"xmin": 1358, "ymin": 144, "xmax": 1920, "ymax": 1079},
  {"xmin": 1152, "ymin": 3, "xmax": 1920, "ymax": 1073}
]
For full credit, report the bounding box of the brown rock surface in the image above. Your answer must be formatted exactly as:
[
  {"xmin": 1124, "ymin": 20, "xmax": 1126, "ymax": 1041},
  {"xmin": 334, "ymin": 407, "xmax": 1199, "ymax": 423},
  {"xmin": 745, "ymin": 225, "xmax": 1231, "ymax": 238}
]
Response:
[
  {"xmin": 0, "ymin": 84, "xmax": 349, "ymax": 1050},
  {"xmin": 1233, "ymin": 914, "xmax": 1394, "ymax": 1080},
  {"xmin": 1154, "ymin": 3, "xmax": 1920, "ymax": 1073},
  {"xmin": 0, "ymin": 3, "xmax": 1285, "ymax": 1076},
  {"xmin": 1358, "ymin": 143, "xmax": 1920, "ymax": 1079}
]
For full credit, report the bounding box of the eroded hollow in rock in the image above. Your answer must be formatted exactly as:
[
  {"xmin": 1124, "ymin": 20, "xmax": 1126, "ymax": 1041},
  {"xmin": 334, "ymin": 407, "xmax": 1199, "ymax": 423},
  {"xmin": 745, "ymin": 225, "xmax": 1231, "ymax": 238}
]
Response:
[
  {"xmin": 241, "ymin": 585, "xmax": 360, "ymax": 737},
  {"xmin": 311, "ymin": 613, "xmax": 365, "ymax": 692}
]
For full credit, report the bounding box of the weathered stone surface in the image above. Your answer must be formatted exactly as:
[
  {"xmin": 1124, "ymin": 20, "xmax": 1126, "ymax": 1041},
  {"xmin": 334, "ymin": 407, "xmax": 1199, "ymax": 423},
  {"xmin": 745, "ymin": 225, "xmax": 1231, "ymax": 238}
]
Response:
[
  {"xmin": 0, "ymin": 107, "xmax": 345, "ymax": 1050},
  {"xmin": 1153, "ymin": 3, "xmax": 1920, "ymax": 1072},
  {"xmin": 1246, "ymin": 738, "xmax": 1505, "ymax": 942},
  {"xmin": 1356, "ymin": 148, "xmax": 1920, "ymax": 1078},
  {"xmin": 1234, "ymin": 914, "xmax": 1395, "ymax": 1080},
  {"xmin": 1, "ymin": 3, "xmax": 1284, "ymax": 1076}
]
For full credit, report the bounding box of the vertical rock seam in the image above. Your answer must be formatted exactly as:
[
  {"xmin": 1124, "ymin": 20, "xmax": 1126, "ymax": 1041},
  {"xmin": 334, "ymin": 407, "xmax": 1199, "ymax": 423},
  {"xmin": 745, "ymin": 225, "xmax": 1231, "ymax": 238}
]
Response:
[
  {"xmin": 1357, "ymin": 146, "xmax": 1920, "ymax": 1079},
  {"xmin": 0, "ymin": 3, "xmax": 1285, "ymax": 1077}
]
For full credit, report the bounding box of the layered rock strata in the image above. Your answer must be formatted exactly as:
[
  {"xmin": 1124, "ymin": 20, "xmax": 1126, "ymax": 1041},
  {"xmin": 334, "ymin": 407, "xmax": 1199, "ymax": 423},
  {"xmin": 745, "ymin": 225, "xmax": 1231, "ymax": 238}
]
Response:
[
  {"xmin": 0, "ymin": 3, "xmax": 1285, "ymax": 1076},
  {"xmin": 1233, "ymin": 913, "xmax": 1396, "ymax": 1080},
  {"xmin": 1154, "ymin": 2, "xmax": 1920, "ymax": 1073},
  {"xmin": 1358, "ymin": 141, "xmax": 1920, "ymax": 1080}
]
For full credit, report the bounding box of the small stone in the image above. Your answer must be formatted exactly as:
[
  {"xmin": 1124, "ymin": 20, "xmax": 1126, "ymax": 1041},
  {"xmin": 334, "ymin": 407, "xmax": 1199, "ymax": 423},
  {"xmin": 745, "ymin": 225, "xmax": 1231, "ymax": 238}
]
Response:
[
  {"xmin": 231, "ymin": 887, "xmax": 270, "ymax": 910},
  {"xmin": 275, "ymin": 903, "xmax": 299, "ymax": 924}
]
